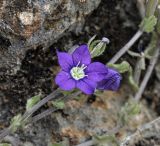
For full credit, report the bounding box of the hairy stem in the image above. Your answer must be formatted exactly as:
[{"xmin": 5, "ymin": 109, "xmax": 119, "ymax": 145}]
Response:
[
  {"xmin": 0, "ymin": 90, "xmax": 81, "ymax": 141},
  {"xmin": 0, "ymin": 89, "xmax": 60, "ymax": 141},
  {"xmin": 0, "ymin": 128, "xmax": 11, "ymax": 143},
  {"xmin": 76, "ymin": 140, "xmax": 94, "ymax": 146},
  {"xmin": 146, "ymin": 0, "xmax": 158, "ymax": 17},
  {"xmin": 135, "ymin": 46, "xmax": 159, "ymax": 101},
  {"xmin": 134, "ymin": 59, "xmax": 142, "ymax": 85},
  {"xmin": 120, "ymin": 116, "xmax": 160, "ymax": 146},
  {"xmin": 31, "ymin": 91, "xmax": 81, "ymax": 123},
  {"xmin": 109, "ymin": 30, "xmax": 143, "ymax": 64},
  {"xmin": 31, "ymin": 108, "xmax": 57, "ymax": 123},
  {"xmin": 22, "ymin": 88, "xmax": 61, "ymax": 121}
]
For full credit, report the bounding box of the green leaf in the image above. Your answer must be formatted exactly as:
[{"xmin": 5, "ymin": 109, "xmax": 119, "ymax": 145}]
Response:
[
  {"xmin": 144, "ymin": 32, "xmax": 158, "ymax": 57},
  {"xmin": 89, "ymin": 40, "xmax": 100, "ymax": 53},
  {"xmin": 74, "ymin": 95, "xmax": 82, "ymax": 101},
  {"xmin": 119, "ymin": 99, "xmax": 141, "ymax": 125},
  {"xmin": 108, "ymin": 61, "xmax": 139, "ymax": 91},
  {"xmin": 88, "ymin": 36, "xmax": 109, "ymax": 58},
  {"xmin": 107, "ymin": 61, "xmax": 130, "ymax": 73},
  {"xmin": 10, "ymin": 114, "xmax": 23, "ymax": 132},
  {"xmin": 88, "ymin": 35, "xmax": 97, "ymax": 47},
  {"xmin": 26, "ymin": 94, "xmax": 41, "ymax": 111},
  {"xmin": 90, "ymin": 42, "xmax": 107, "ymax": 58},
  {"xmin": 128, "ymin": 67, "xmax": 139, "ymax": 91},
  {"xmin": 0, "ymin": 143, "xmax": 12, "ymax": 146},
  {"xmin": 61, "ymin": 90, "xmax": 75, "ymax": 96},
  {"xmin": 140, "ymin": 15, "xmax": 157, "ymax": 33},
  {"xmin": 139, "ymin": 57, "xmax": 146, "ymax": 70},
  {"xmin": 52, "ymin": 100, "xmax": 65, "ymax": 109},
  {"xmin": 127, "ymin": 50, "xmax": 141, "ymax": 57}
]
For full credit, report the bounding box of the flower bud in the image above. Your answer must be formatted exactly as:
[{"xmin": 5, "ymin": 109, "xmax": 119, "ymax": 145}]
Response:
[{"xmin": 88, "ymin": 36, "xmax": 110, "ymax": 58}]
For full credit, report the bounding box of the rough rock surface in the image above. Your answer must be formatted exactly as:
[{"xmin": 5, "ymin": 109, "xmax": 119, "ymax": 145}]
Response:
[{"xmin": 0, "ymin": 0, "xmax": 100, "ymax": 74}]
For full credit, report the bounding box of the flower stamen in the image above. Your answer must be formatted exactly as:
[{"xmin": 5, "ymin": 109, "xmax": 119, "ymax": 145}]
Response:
[
  {"xmin": 70, "ymin": 63, "xmax": 87, "ymax": 80},
  {"xmin": 76, "ymin": 61, "xmax": 81, "ymax": 67}
]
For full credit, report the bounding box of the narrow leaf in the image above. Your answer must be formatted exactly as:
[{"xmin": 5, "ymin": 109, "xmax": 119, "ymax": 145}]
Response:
[
  {"xmin": 140, "ymin": 15, "xmax": 157, "ymax": 33},
  {"xmin": 10, "ymin": 114, "xmax": 23, "ymax": 132},
  {"xmin": 26, "ymin": 94, "xmax": 41, "ymax": 111},
  {"xmin": 52, "ymin": 100, "xmax": 65, "ymax": 109},
  {"xmin": 107, "ymin": 61, "xmax": 130, "ymax": 73}
]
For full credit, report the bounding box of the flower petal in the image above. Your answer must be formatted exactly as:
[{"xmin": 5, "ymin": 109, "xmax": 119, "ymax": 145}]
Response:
[
  {"xmin": 55, "ymin": 71, "xmax": 76, "ymax": 90},
  {"xmin": 86, "ymin": 62, "xmax": 108, "ymax": 82},
  {"xmin": 76, "ymin": 78, "xmax": 96, "ymax": 94},
  {"xmin": 97, "ymin": 68, "xmax": 122, "ymax": 91},
  {"xmin": 57, "ymin": 51, "xmax": 73, "ymax": 72},
  {"xmin": 72, "ymin": 45, "xmax": 91, "ymax": 65}
]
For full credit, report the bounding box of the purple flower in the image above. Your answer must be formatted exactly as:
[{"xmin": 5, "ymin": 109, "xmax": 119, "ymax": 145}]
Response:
[
  {"xmin": 97, "ymin": 68, "xmax": 122, "ymax": 91},
  {"xmin": 55, "ymin": 45, "xmax": 108, "ymax": 94}
]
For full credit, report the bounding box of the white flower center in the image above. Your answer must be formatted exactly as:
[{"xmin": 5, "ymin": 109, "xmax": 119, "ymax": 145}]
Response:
[{"xmin": 70, "ymin": 62, "xmax": 87, "ymax": 80}]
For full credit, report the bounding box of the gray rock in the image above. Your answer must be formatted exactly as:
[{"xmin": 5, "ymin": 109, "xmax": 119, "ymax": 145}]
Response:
[{"xmin": 0, "ymin": 0, "xmax": 101, "ymax": 74}]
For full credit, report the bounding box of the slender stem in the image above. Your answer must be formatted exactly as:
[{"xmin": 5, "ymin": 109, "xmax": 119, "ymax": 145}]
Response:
[
  {"xmin": 146, "ymin": 0, "xmax": 158, "ymax": 17},
  {"xmin": 135, "ymin": 47, "xmax": 159, "ymax": 101},
  {"xmin": 76, "ymin": 140, "xmax": 94, "ymax": 146},
  {"xmin": 144, "ymin": 116, "xmax": 160, "ymax": 127},
  {"xmin": 76, "ymin": 125, "xmax": 121, "ymax": 146},
  {"xmin": 0, "ymin": 128, "xmax": 11, "ymax": 142},
  {"xmin": 136, "ymin": 0, "xmax": 145, "ymax": 18},
  {"xmin": 31, "ymin": 91, "xmax": 81, "ymax": 123},
  {"xmin": 134, "ymin": 59, "xmax": 142, "ymax": 85},
  {"xmin": 120, "ymin": 116, "xmax": 160, "ymax": 146},
  {"xmin": 109, "ymin": 30, "xmax": 143, "ymax": 64},
  {"xmin": 31, "ymin": 108, "xmax": 57, "ymax": 123},
  {"xmin": 0, "ymin": 89, "xmax": 60, "ymax": 141},
  {"xmin": 22, "ymin": 88, "xmax": 60, "ymax": 121},
  {"xmin": 0, "ymin": 90, "xmax": 81, "ymax": 141}
]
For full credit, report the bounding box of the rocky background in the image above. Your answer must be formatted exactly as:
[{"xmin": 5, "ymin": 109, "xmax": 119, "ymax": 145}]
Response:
[
  {"xmin": 0, "ymin": 0, "xmax": 100, "ymax": 74},
  {"xmin": 0, "ymin": 0, "xmax": 160, "ymax": 146}
]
